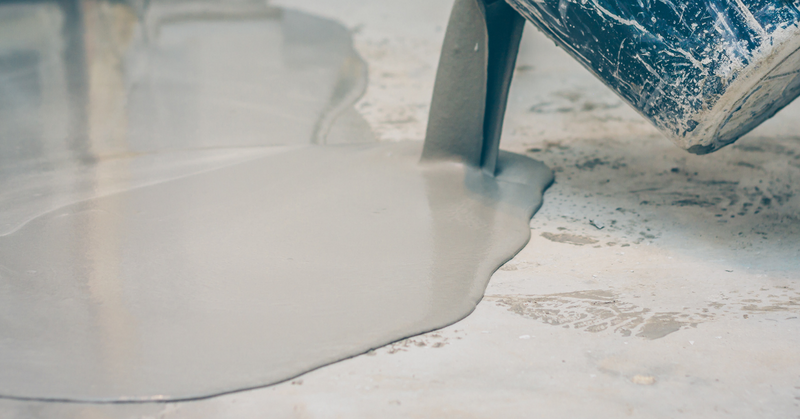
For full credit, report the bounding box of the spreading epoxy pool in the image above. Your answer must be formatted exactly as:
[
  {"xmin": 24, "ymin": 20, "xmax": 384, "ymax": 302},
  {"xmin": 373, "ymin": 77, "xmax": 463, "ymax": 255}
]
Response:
[{"xmin": 0, "ymin": 0, "xmax": 551, "ymax": 401}]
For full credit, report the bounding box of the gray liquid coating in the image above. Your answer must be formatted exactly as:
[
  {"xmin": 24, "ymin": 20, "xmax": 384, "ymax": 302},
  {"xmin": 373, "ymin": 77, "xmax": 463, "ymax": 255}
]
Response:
[
  {"xmin": 0, "ymin": 143, "xmax": 551, "ymax": 401},
  {"xmin": 0, "ymin": 0, "xmax": 553, "ymax": 401}
]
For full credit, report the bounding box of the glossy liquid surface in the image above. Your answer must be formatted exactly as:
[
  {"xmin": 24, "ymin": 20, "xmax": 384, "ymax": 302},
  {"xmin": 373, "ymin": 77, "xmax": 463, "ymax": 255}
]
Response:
[{"xmin": 0, "ymin": 0, "xmax": 552, "ymax": 401}]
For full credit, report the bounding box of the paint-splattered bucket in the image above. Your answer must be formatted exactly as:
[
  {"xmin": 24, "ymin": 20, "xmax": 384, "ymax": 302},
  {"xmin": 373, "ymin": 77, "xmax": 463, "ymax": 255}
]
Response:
[{"xmin": 507, "ymin": 0, "xmax": 800, "ymax": 154}]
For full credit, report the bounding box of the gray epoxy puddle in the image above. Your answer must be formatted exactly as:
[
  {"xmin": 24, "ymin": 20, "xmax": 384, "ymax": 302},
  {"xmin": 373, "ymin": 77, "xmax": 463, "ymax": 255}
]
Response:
[
  {"xmin": 0, "ymin": 0, "xmax": 552, "ymax": 402},
  {"xmin": 0, "ymin": 143, "xmax": 550, "ymax": 401}
]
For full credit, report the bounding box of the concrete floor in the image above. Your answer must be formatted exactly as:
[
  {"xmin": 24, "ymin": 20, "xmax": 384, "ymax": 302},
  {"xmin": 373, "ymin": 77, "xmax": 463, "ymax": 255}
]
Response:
[{"xmin": 3, "ymin": 0, "xmax": 800, "ymax": 417}]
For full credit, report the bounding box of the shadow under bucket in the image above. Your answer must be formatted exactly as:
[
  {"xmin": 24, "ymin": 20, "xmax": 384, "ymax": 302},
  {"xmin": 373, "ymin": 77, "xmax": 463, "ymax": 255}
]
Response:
[{"xmin": 507, "ymin": 0, "xmax": 800, "ymax": 154}]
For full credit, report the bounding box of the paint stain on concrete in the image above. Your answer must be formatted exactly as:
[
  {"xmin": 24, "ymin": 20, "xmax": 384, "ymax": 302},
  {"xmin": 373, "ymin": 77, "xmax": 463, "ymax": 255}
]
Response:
[
  {"xmin": 488, "ymin": 291, "xmax": 707, "ymax": 339},
  {"xmin": 631, "ymin": 375, "xmax": 656, "ymax": 385},
  {"xmin": 490, "ymin": 288, "xmax": 800, "ymax": 340},
  {"xmin": 541, "ymin": 232, "xmax": 598, "ymax": 246},
  {"xmin": 370, "ymin": 329, "xmax": 466, "ymax": 355}
]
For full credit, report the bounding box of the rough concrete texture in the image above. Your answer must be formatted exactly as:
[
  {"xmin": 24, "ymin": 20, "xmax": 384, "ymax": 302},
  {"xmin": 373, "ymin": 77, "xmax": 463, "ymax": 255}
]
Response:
[{"xmin": 3, "ymin": 0, "xmax": 800, "ymax": 417}]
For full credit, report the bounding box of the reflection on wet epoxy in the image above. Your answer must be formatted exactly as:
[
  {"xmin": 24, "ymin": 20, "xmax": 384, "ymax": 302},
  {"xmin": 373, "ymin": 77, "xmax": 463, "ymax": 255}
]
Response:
[{"xmin": 0, "ymin": 0, "xmax": 367, "ymax": 236}]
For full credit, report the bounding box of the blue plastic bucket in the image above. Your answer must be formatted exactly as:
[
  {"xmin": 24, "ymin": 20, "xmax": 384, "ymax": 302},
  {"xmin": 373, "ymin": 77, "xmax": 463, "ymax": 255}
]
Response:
[{"xmin": 507, "ymin": 0, "xmax": 800, "ymax": 153}]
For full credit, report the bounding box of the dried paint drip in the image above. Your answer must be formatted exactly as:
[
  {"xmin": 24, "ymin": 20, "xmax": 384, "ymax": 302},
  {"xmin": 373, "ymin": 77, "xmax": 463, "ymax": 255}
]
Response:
[{"xmin": 0, "ymin": 0, "xmax": 552, "ymax": 402}]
